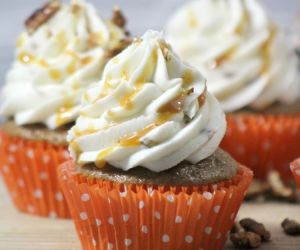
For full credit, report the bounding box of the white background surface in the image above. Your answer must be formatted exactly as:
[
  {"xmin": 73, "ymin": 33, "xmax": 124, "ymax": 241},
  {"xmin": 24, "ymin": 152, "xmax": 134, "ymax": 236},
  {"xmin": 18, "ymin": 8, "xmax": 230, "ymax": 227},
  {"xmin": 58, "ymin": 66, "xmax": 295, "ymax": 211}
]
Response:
[{"xmin": 0, "ymin": 0, "xmax": 300, "ymax": 84}]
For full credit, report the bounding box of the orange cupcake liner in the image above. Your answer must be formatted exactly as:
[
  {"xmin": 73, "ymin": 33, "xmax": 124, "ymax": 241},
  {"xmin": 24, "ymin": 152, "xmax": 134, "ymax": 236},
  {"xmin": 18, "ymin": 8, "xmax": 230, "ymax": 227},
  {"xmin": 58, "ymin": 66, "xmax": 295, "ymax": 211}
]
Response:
[
  {"xmin": 58, "ymin": 160, "xmax": 252, "ymax": 250},
  {"xmin": 290, "ymin": 159, "xmax": 300, "ymax": 188},
  {"xmin": 0, "ymin": 130, "xmax": 70, "ymax": 218},
  {"xmin": 221, "ymin": 114, "xmax": 300, "ymax": 181}
]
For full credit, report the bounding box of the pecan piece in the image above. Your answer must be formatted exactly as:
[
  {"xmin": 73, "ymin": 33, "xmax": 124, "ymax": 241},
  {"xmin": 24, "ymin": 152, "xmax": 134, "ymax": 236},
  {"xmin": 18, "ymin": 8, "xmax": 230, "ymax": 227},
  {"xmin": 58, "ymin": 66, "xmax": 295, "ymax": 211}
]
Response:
[{"xmin": 25, "ymin": 0, "xmax": 61, "ymax": 34}]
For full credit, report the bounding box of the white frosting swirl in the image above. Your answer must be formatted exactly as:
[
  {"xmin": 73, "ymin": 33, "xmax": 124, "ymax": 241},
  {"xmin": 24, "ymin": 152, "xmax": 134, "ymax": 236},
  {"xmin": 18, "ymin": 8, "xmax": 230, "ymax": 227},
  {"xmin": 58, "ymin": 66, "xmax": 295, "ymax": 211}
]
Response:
[
  {"xmin": 166, "ymin": 0, "xmax": 300, "ymax": 112},
  {"xmin": 1, "ymin": 0, "xmax": 128, "ymax": 129},
  {"xmin": 68, "ymin": 30, "xmax": 226, "ymax": 172}
]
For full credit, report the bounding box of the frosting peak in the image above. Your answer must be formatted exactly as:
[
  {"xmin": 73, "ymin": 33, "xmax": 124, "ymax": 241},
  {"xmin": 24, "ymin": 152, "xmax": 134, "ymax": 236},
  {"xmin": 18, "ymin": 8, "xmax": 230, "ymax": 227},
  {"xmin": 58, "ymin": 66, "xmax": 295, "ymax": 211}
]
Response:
[
  {"xmin": 1, "ymin": 0, "xmax": 129, "ymax": 129},
  {"xmin": 166, "ymin": 0, "xmax": 300, "ymax": 112},
  {"xmin": 68, "ymin": 30, "xmax": 226, "ymax": 172}
]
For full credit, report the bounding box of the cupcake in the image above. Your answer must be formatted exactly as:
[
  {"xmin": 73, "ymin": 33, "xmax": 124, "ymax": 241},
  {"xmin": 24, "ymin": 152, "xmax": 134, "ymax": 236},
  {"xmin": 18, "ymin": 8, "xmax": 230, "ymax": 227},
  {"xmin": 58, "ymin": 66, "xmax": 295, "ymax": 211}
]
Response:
[
  {"xmin": 0, "ymin": 0, "xmax": 129, "ymax": 218},
  {"xmin": 165, "ymin": 0, "xmax": 300, "ymax": 181},
  {"xmin": 58, "ymin": 30, "xmax": 252, "ymax": 250}
]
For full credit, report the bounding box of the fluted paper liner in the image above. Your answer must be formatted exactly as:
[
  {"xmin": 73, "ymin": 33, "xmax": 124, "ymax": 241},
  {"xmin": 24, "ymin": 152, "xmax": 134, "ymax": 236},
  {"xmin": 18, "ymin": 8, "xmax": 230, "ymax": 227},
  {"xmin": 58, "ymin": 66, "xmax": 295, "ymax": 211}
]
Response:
[
  {"xmin": 290, "ymin": 159, "xmax": 300, "ymax": 188},
  {"xmin": 221, "ymin": 114, "xmax": 300, "ymax": 181},
  {"xmin": 0, "ymin": 130, "xmax": 70, "ymax": 218},
  {"xmin": 59, "ymin": 160, "xmax": 252, "ymax": 250}
]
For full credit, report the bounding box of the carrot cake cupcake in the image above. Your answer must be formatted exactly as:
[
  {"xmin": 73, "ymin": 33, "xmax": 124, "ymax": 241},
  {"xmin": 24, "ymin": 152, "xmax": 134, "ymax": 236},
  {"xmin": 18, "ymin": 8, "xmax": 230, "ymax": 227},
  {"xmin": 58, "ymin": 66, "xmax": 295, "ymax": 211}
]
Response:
[
  {"xmin": 166, "ymin": 0, "xmax": 300, "ymax": 181},
  {"xmin": 0, "ymin": 0, "xmax": 129, "ymax": 218},
  {"xmin": 58, "ymin": 30, "xmax": 252, "ymax": 250}
]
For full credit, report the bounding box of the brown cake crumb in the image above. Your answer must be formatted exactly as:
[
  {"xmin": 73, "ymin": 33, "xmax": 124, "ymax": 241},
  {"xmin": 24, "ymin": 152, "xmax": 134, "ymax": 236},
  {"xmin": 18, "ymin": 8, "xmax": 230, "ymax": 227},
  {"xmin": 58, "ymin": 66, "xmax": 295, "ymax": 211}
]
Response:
[
  {"xmin": 281, "ymin": 218, "xmax": 300, "ymax": 236},
  {"xmin": 230, "ymin": 219, "xmax": 271, "ymax": 249},
  {"xmin": 25, "ymin": 0, "xmax": 61, "ymax": 34}
]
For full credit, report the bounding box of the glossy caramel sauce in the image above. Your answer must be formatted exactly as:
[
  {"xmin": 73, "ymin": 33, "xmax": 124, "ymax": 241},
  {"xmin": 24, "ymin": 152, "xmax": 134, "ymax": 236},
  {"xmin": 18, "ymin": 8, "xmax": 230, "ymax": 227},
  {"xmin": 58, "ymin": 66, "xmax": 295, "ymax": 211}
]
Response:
[
  {"xmin": 95, "ymin": 147, "xmax": 114, "ymax": 168},
  {"xmin": 70, "ymin": 141, "xmax": 82, "ymax": 159},
  {"xmin": 16, "ymin": 35, "xmax": 26, "ymax": 48},
  {"xmin": 188, "ymin": 10, "xmax": 198, "ymax": 28},
  {"xmin": 94, "ymin": 112, "xmax": 172, "ymax": 167},
  {"xmin": 260, "ymin": 25, "xmax": 276, "ymax": 75},
  {"xmin": 55, "ymin": 97, "xmax": 74, "ymax": 126},
  {"xmin": 88, "ymin": 32, "xmax": 103, "ymax": 47},
  {"xmin": 158, "ymin": 93, "xmax": 185, "ymax": 113},
  {"xmin": 18, "ymin": 52, "xmax": 34, "ymax": 64},
  {"xmin": 182, "ymin": 70, "xmax": 194, "ymax": 85},
  {"xmin": 235, "ymin": 10, "xmax": 249, "ymax": 34},
  {"xmin": 49, "ymin": 69, "xmax": 62, "ymax": 81}
]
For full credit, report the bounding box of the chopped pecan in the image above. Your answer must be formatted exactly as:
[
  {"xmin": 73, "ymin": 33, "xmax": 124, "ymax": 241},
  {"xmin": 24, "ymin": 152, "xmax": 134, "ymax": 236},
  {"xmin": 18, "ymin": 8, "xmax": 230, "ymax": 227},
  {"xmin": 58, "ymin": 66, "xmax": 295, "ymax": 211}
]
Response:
[
  {"xmin": 105, "ymin": 38, "xmax": 132, "ymax": 59},
  {"xmin": 240, "ymin": 218, "xmax": 271, "ymax": 241},
  {"xmin": 111, "ymin": 6, "xmax": 126, "ymax": 28},
  {"xmin": 25, "ymin": 0, "xmax": 61, "ymax": 34},
  {"xmin": 281, "ymin": 218, "xmax": 300, "ymax": 236},
  {"xmin": 230, "ymin": 231, "xmax": 261, "ymax": 248}
]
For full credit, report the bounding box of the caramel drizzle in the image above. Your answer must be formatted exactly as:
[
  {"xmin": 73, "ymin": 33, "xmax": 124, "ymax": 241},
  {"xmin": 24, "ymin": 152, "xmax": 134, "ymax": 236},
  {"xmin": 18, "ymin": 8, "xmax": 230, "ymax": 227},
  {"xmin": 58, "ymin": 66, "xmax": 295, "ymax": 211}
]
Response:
[
  {"xmin": 94, "ymin": 113, "xmax": 172, "ymax": 168},
  {"xmin": 260, "ymin": 25, "xmax": 277, "ymax": 75},
  {"xmin": 210, "ymin": 10, "xmax": 249, "ymax": 69},
  {"xmin": 93, "ymin": 85, "xmax": 206, "ymax": 168},
  {"xmin": 55, "ymin": 97, "xmax": 75, "ymax": 126},
  {"xmin": 77, "ymin": 43, "xmax": 207, "ymax": 168}
]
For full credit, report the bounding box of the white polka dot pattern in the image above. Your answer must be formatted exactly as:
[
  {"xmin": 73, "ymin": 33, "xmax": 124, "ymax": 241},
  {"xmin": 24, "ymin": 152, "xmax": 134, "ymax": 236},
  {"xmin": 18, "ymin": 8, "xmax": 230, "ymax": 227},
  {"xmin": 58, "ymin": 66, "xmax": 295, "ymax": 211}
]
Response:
[
  {"xmin": 205, "ymin": 227, "xmax": 212, "ymax": 235},
  {"xmin": 80, "ymin": 212, "xmax": 88, "ymax": 221},
  {"xmin": 57, "ymin": 162, "xmax": 252, "ymax": 250},
  {"xmin": 213, "ymin": 205, "xmax": 221, "ymax": 214},
  {"xmin": 175, "ymin": 216, "xmax": 182, "ymax": 223},
  {"xmin": 34, "ymin": 189, "xmax": 43, "ymax": 199},
  {"xmin": 154, "ymin": 212, "xmax": 161, "ymax": 220},
  {"xmin": 96, "ymin": 219, "xmax": 101, "ymax": 226},
  {"xmin": 26, "ymin": 149, "xmax": 34, "ymax": 159},
  {"xmin": 55, "ymin": 192, "xmax": 64, "ymax": 201},
  {"xmin": 185, "ymin": 235, "xmax": 193, "ymax": 243},
  {"xmin": 139, "ymin": 200, "xmax": 145, "ymax": 209},
  {"xmin": 122, "ymin": 214, "xmax": 129, "ymax": 222},
  {"xmin": 203, "ymin": 192, "xmax": 212, "ymax": 200},
  {"xmin": 162, "ymin": 234, "xmax": 170, "ymax": 243},
  {"xmin": 141, "ymin": 225, "xmax": 148, "ymax": 234},
  {"xmin": 81, "ymin": 193, "xmax": 90, "ymax": 202},
  {"xmin": 0, "ymin": 133, "xmax": 70, "ymax": 218},
  {"xmin": 107, "ymin": 243, "xmax": 113, "ymax": 250},
  {"xmin": 108, "ymin": 217, "xmax": 114, "ymax": 225},
  {"xmin": 124, "ymin": 238, "xmax": 132, "ymax": 246},
  {"xmin": 167, "ymin": 195, "xmax": 174, "ymax": 203}
]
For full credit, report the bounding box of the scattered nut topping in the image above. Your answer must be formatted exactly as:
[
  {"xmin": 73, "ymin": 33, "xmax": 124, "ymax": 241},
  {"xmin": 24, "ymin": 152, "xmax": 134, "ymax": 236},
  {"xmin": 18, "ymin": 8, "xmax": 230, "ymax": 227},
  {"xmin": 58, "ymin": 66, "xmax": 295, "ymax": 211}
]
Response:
[
  {"xmin": 104, "ymin": 38, "xmax": 132, "ymax": 59},
  {"xmin": 268, "ymin": 171, "xmax": 293, "ymax": 199},
  {"xmin": 25, "ymin": 0, "xmax": 61, "ymax": 34},
  {"xmin": 231, "ymin": 231, "xmax": 261, "ymax": 248},
  {"xmin": 245, "ymin": 170, "xmax": 300, "ymax": 203},
  {"xmin": 230, "ymin": 219, "xmax": 271, "ymax": 249},
  {"xmin": 240, "ymin": 218, "xmax": 271, "ymax": 241},
  {"xmin": 246, "ymin": 179, "xmax": 271, "ymax": 200},
  {"xmin": 281, "ymin": 218, "xmax": 300, "ymax": 236},
  {"xmin": 111, "ymin": 6, "xmax": 126, "ymax": 28},
  {"xmin": 71, "ymin": 3, "xmax": 82, "ymax": 14}
]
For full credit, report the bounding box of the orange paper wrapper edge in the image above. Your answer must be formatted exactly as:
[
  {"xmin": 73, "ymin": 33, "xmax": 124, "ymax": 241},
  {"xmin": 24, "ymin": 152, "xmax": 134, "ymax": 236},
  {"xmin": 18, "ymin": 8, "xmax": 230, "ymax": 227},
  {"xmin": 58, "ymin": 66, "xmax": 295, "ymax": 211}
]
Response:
[
  {"xmin": 221, "ymin": 114, "xmax": 300, "ymax": 181},
  {"xmin": 0, "ymin": 130, "xmax": 70, "ymax": 218},
  {"xmin": 290, "ymin": 159, "xmax": 300, "ymax": 188},
  {"xmin": 58, "ymin": 160, "xmax": 252, "ymax": 250}
]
